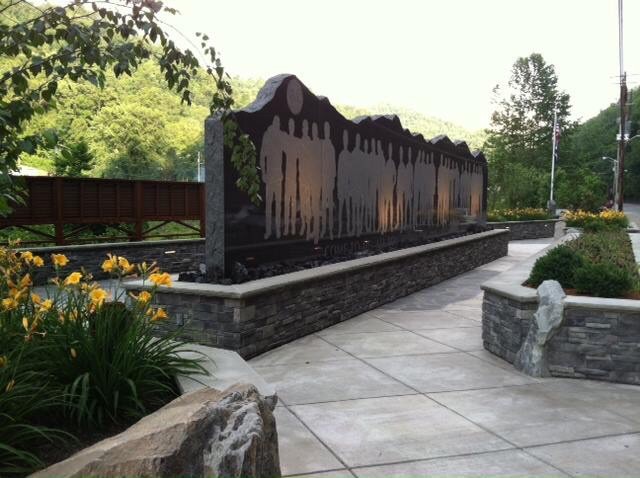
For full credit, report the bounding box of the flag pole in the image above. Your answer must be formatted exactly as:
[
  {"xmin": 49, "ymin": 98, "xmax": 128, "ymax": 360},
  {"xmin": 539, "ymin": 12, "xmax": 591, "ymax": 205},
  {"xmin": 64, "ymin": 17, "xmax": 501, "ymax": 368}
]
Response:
[{"xmin": 549, "ymin": 111, "xmax": 558, "ymax": 207}]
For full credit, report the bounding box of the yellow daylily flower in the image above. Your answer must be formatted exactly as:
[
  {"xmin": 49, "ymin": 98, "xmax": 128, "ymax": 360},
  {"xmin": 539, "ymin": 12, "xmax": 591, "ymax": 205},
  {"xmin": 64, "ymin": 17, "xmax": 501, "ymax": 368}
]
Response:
[
  {"xmin": 102, "ymin": 254, "xmax": 117, "ymax": 273},
  {"xmin": 39, "ymin": 299, "xmax": 54, "ymax": 312},
  {"xmin": 117, "ymin": 256, "xmax": 135, "ymax": 274},
  {"xmin": 18, "ymin": 274, "xmax": 31, "ymax": 289},
  {"xmin": 22, "ymin": 317, "xmax": 29, "ymax": 331},
  {"xmin": 32, "ymin": 255, "xmax": 44, "ymax": 267},
  {"xmin": 150, "ymin": 307, "xmax": 168, "ymax": 322},
  {"xmin": 137, "ymin": 290, "xmax": 152, "ymax": 304},
  {"xmin": 8, "ymin": 287, "xmax": 24, "ymax": 301},
  {"xmin": 20, "ymin": 251, "xmax": 33, "ymax": 263},
  {"xmin": 51, "ymin": 253, "xmax": 69, "ymax": 267},
  {"xmin": 89, "ymin": 288, "xmax": 108, "ymax": 307},
  {"xmin": 64, "ymin": 272, "xmax": 83, "ymax": 286},
  {"xmin": 2, "ymin": 297, "xmax": 18, "ymax": 310},
  {"xmin": 31, "ymin": 292, "xmax": 42, "ymax": 305},
  {"xmin": 149, "ymin": 272, "xmax": 172, "ymax": 287}
]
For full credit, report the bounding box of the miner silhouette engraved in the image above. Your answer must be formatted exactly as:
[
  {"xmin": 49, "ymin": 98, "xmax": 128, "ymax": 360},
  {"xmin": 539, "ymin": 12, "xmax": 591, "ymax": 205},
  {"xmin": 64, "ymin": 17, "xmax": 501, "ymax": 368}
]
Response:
[{"xmin": 210, "ymin": 74, "xmax": 488, "ymax": 273}]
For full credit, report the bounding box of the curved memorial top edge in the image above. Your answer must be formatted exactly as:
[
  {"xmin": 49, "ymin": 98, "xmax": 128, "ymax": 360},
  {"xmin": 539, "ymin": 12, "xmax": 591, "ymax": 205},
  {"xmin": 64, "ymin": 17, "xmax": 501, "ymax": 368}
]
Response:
[{"xmin": 235, "ymin": 74, "xmax": 487, "ymax": 164}]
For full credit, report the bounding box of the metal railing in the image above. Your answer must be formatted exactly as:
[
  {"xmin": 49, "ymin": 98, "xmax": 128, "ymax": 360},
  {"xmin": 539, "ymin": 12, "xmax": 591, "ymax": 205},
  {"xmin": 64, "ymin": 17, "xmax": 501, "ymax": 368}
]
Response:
[{"xmin": 0, "ymin": 176, "xmax": 205, "ymax": 245}]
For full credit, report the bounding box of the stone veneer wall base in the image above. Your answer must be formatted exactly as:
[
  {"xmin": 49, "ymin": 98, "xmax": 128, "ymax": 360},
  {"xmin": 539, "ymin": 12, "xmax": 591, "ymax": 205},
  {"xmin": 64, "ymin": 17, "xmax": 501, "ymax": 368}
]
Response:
[
  {"xmin": 482, "ymin": 232, "xmax": 640, "ymax": 386},
  {"xmin": 126, "ymin": 230, "xmax": 509, "ymax": 359},
  {"xmin": 488, "ymin": 219, "xmax": 560, "ymax": 240},
  {"xmin": 24, "ymin": 239, "xmax": 205, "ymax": 285}
]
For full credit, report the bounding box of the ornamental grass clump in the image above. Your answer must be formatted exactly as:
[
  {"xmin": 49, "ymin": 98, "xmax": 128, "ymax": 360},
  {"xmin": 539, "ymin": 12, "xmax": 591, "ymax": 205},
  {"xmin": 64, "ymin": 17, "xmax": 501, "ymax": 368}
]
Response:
[{"xmin": 0, "ymin": 246, "xmax": 204, "ymax": 476}]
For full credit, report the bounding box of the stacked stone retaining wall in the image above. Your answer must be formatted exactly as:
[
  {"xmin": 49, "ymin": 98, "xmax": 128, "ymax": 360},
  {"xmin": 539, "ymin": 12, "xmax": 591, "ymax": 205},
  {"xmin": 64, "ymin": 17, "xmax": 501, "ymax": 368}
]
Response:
[
  {"xmin": 128, "ymin": 230, "xmax": 509, "ymax": 359},
  {"xmin": 482, "ymin": 232, "xmax": 640, "ymax": 386},
  {"xmin": 488, "ymin": 219, "xmax": 559, "ymax": 240},
  {"xmin": 24, "ymin": 239, "xmax": 204, "ymax": 284}
]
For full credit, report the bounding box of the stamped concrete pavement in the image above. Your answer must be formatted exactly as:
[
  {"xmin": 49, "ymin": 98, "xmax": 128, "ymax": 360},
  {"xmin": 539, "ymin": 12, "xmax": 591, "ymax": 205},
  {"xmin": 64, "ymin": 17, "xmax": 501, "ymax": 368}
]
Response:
[{"xmin": 250, "ymin": 238, "xmax": 640, "ymax": 477}]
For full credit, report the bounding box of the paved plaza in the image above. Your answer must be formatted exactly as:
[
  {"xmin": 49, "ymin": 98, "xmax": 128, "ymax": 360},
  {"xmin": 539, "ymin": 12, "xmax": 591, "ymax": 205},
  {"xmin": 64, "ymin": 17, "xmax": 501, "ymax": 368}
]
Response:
[{"xmin": 250, "ymin": 238, "xmax": 640, "ymax": 477}]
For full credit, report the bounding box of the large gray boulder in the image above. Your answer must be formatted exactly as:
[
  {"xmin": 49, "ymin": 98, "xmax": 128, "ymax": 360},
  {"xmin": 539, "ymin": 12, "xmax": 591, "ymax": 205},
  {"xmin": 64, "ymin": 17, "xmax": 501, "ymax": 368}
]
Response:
[
  {"xmin": 514, "ymin": 280, "xmax": 566, "ymax": 377},
  {"xmin": 32, "ymin": 384, "xmax": 280, "ymax": 478}
]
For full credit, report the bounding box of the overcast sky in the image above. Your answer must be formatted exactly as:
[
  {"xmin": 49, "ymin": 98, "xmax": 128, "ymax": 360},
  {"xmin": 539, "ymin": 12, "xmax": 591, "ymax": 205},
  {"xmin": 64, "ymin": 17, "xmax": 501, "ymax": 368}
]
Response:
[{"xmin": 165, "ymin": 0, "xmax": 638, "ymax": 130}]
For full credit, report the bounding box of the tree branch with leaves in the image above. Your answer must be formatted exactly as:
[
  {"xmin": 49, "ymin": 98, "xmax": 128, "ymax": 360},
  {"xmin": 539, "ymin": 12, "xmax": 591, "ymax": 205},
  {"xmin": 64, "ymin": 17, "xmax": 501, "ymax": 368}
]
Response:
[{"xmin": 0, "ymin": 0, "xmax": 260, "ymax": 215}]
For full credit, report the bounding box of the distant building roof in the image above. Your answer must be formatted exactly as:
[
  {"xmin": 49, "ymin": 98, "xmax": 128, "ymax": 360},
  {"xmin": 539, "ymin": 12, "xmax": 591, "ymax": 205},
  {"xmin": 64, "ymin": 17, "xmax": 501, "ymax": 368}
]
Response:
[{"xmin": 15, "ymin": 165, "xmax": 48, "ymax": 176}]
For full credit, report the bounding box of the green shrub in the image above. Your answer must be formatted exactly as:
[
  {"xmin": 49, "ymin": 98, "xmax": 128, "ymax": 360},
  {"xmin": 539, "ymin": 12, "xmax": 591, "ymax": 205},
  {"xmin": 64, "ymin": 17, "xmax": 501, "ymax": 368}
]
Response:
[
  {"xmin": 527, "ymin": 245, "xmax": 584, "ymax": 288},
  {"xmin": 574, "ymin": 262, "xmax": 634, "ymax": 298},
  {"xmin": 581, "ymin": 218, "xmax": 611, "ymax": 233}
]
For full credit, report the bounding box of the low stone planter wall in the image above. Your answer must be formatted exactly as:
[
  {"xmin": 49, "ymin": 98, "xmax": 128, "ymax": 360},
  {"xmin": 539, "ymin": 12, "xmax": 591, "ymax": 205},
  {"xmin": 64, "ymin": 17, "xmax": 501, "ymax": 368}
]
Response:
[
  {"xmin": 482, "ymin": 233, "xmax": 640, "ymax": 385},
  {"xmin": 125, "ymin": 230, "xmax": 509, "ymax": 359},
  {"xmin": 23, "ymin": 238, "xmax": 204, "ymax": 285},
  {"xmin": 488, "ymin": 219, "xmax": 559, "ymax": 240}
]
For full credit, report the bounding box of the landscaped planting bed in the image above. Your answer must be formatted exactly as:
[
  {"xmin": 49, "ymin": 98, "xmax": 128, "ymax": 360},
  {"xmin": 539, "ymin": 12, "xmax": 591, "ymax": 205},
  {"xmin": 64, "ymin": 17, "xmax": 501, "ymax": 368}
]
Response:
[
  {"xmin": 527, "ymin": 229, "xmax": 638, "ymax": 298},
  {"xmin": 487, "ymin": 208, "xmax": 558, "ymax": 240},
  {"xmin": 0, "ymin": 248, "xmax": 204, "ymax": 476},
  {"xmin": 563, "ymin": 209, "xmax": 628, "ymax": 230},
  {"xmin": 487, "ymin": 207, "xmax": 553, "ymax": 222},
  {"xmin": 482, "ymin": 229, "xmax": 640, "ymax": 385}
]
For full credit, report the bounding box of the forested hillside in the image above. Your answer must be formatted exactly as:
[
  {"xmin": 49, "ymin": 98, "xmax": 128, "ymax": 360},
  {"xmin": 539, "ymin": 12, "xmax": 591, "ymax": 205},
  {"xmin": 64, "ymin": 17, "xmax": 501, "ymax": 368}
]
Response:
[
  {"xmin": 568, "ymin": 89, "xmax": 640, "ymax": 201},
  {"xmin": 335, "ymin": 104, "xmax": 486, "ymax": 150},
  {"xmin": 15, "ymin": 61, "xmax": 485, "ymax": 180}
]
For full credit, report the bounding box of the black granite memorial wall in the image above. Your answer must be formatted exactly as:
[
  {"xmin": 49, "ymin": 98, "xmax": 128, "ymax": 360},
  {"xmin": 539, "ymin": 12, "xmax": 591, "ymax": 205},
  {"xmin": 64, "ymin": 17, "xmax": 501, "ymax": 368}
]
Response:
[{"xmin": 207, "ymin": 74, "xmax": 488, "ymax": 276}]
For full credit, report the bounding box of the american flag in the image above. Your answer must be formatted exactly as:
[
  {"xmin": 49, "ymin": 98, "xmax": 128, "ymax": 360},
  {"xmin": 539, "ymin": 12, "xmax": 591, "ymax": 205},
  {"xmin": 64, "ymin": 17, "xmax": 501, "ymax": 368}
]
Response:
[{"xmin": 553, "ymin": 115, "xmax": 561, "ymax": 161}]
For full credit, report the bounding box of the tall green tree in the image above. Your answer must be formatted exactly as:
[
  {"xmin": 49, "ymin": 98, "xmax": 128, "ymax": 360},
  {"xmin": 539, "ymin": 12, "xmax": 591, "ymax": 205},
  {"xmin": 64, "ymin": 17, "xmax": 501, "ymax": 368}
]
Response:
[
  {"xmin": 485, "ymin": 53, "xmax": 572, "ymax": 208},
  {"xmin": 567, "ymin": 88, "xmax": 640, "ymax": 205},
  {"xmin": 0, "ymin": 0, "xmax": 259, "ymax": 215},
  {"xmin": 53, "ymin": 140, "xmax": 94, "ymax": 176}
]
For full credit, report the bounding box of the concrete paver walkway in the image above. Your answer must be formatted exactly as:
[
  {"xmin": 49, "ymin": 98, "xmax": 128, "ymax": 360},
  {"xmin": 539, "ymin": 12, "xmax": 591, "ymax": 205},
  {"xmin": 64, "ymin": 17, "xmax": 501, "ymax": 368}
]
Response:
[{"xmin": 249, "ymin": 238, "xmax": 640, "ymax": 477}]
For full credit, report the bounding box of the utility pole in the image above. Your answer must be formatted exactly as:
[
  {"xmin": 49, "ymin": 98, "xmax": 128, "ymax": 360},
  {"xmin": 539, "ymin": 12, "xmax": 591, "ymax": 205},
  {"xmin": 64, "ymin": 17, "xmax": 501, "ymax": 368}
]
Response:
[
  {"xmin": 616, "ymin": 77, "xmax": 628, "ymax": 211},
  {"xmin": 616, "ymin": 0, "xmax": 628, "ymax": 211}
]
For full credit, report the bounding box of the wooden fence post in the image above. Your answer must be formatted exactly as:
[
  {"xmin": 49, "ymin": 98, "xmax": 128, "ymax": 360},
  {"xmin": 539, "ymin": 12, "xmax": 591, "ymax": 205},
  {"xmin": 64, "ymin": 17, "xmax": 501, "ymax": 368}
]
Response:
[
  {"xmin": 199, "ymin": 183, "xmax": 205, "ymax": 238},
  {"xmin": 134, "ymin": 181, "xmax": 143, "ymax": 241},
  {"xmin": 54, "ymin": 177, "xmax": 64, "ymax": 245}
]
